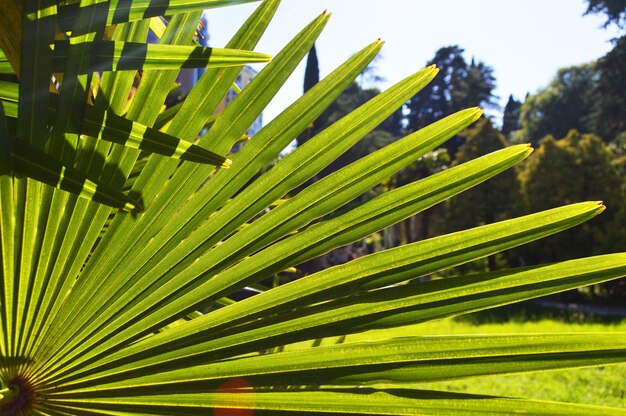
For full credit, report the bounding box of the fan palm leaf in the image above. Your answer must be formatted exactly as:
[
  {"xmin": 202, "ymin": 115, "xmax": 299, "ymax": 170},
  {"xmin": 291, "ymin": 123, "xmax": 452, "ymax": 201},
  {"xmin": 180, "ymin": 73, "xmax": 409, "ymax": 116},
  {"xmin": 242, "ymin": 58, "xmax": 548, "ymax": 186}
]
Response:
[{"xmin": 1, "ymin": 1, "xmax": 625, "ymax": 415}]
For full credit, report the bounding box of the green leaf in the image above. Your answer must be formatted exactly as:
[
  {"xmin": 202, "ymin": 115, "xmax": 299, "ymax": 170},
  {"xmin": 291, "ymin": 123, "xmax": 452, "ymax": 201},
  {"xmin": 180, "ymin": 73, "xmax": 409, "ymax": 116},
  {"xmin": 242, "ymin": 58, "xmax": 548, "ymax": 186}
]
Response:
[
  {"xmin": 11, "ymin": 140, "xmax": 141, "ymax": 212},
  {"xmin": 57, "ymin": 0, "xmax": 262, "ymax": 27},
  {"xmin": 51, "ymin": 40, "xmax": 272, "ymax": 73},
  {"xmin": 37, "ymin": 62, "xmax": 440, "ymax": 373},
  {"xmin": 49, "ymin": 213, "xmax": 624, "ymax": 387},
  {"xmin": 34, "ymin": 8, "xmax": 329, "ymax": 371},
  {"xmin": 76, "ymin": 102, "xmax": 232, "ymax": 166},
  {"xmin": 17, "ymin": 19, "xmax": 152, "ymax": 366},
  {"xmin": 49, "ymin": 333, "xmax": 626, "ymax": 392},
  {"xmin": 2, "ymin": 87, "xmax": 232, "ymax": 166},
  {"xmin": 41, "ymin": 389, "xmax": 626, "ymax": 416},
  {"xmin": 0, "ymin": 53, "xmax": 13, "ymax": 74},
  {"xmin": 18, "ymin": 0, "xmax": 57, "ymax": 147},
  {"xmin": 0, "ymin": 80, "xmax": 18, "ymax": 118}
]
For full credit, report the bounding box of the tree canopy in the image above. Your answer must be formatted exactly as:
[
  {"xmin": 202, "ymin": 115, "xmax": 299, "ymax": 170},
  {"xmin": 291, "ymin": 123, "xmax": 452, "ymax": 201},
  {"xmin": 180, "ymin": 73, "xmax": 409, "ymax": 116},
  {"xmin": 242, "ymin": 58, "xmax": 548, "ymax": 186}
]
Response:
[
  {"xmin": 584, "ymin": 0, "xmax": 626, "ymax": 29},
  {"xmin": 519, "ymin": 130, "xmax": 625, "ymax": 264},
  {"xmin": 405, "ymin": 45, "xmax": 497, "ymax": 156},
  {"xmin": 515, "ymin": 63, "xmax": 598, "ymax": 145},
  {"xmin": 591, "ymin": 35, "xmax": 626, "ymax": 140}
]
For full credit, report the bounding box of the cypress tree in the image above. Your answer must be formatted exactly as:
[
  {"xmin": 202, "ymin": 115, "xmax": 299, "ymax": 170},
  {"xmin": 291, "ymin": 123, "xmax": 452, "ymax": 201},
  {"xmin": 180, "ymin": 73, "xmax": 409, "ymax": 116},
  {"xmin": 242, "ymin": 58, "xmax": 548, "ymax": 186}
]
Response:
[
  {"xmin": 501, "ymin": 94, "xmax": 522, "ymax": 138},
  {"xmin": 303, "ymin": 43, "xmax": 319, "ymax": 93},
  {"xmin": 296, "ymin": 44, "xmax": 320, "ymax": 148}
]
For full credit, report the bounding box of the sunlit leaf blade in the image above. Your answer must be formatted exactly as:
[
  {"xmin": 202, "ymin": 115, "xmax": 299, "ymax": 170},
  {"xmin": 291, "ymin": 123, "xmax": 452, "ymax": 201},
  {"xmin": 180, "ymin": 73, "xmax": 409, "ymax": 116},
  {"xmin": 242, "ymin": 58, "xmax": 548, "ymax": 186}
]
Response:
[
  {"xmin": 51, "ymin": 41, "xmax": 272, "ymax": 73},
  {"xmin": 57, "ymin": 0, "xmax": 261, "ymax": 27},
  {"xmin": 18, "ymin": 0, "xmax": 57, "ymax": 147},
  {"xmin": 11, "ymin": 140, "xmax": 141, "ymax": 212},
  {"xmin": 153, "ymin": 102, "xmax": 182, "ymax": 130},
  {"xmin": 0, "ymin": 81, "xmax": 18, "ymax": 103},
  {"xmin": 47, "ymin": 333, "xmax": 626, "ymax": 392},
  {"xmin": 41, "ymin": 389, "xmax": 626, "ymax": 416},
  {"xmin": 117, "ymin": 144, "xmax": 533, "ymax": 341},
  {"xmin": 8, "ymin": 0, "xmax": 59, "ymax": 364},
  {"xmin": 14, "ymin": 0, "xmax": 114, "ymax": 359},
  {"xmin": 0, "ymin": 101, "xmax": 16, "ymax": 119},
  {"xmin": 77, "ymin": 103, "xmax": 232, "ymax": 166},
  {"xmin": 72, "ymin": 0, "xmax": 279, "ymax": 288},
  {"xmin": 17, "ymin": 18, "xmax": 153, "ymax": 367},
  {"xmin": 0, "ymin": 102, "xmax": 14, "ymax": 359},
  {"xmin": 29, "ymin": 11, "xmax": 208, "ymax": 352},
  {"xmin": 0, "ymin": 1, "xmax": 21, "ymax": 76},
  {"xmin": 2, "ymin": 85, "xmax": 231, "ymax": 166},
  {"xmin": 49, "ymin": 0, "xmax": 108, "ymax": 161},
  {"xmin": 0, "ymin": 81, "xmax": 18, "ymax": 118},
  {"xmin": 0, "ymin": 60, "xmax": 13, "ymax": 74}
]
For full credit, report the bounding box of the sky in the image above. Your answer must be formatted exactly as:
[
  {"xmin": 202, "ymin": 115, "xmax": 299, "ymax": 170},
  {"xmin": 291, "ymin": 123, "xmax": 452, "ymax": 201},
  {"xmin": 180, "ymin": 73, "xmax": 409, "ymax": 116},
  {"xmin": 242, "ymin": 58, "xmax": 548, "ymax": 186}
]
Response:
[{"xmin": 205, "ymin": 0, "xmax": 621, "ymax": 124}]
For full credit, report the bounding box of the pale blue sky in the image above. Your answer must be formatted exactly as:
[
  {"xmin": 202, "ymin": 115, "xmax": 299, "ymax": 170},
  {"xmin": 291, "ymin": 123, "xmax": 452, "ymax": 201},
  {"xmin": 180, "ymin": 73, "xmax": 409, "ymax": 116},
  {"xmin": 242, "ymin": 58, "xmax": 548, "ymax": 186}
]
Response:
[{"xmin": 206, "ymin": 0, "xmax": 621, "ymax": 123}]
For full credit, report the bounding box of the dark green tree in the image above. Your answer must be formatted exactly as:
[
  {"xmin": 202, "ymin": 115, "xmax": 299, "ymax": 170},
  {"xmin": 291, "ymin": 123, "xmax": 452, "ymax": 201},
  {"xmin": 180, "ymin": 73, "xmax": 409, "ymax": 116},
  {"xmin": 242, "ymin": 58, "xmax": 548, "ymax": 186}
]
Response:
[
  {"xmin": 584, "ymin": 0, "xmax": 626, "ymax": 29},
  {"xmin": 441, "ymin": 118, "xmax": 521, "ymax": 271},
  {"xmin": 405, "ymin": 46, "xmax": 465, "ymax": 132},
  {"xmin": 591, "ymin": 35, "xmax": 626, "ymax": 140},
  {"xmin": 456, "ymin": 58, "xmax": 498, "ymax": 110},
  {"xmin": 501, "ymin": 94, "xmax": 522, "ymax": 138},
  {"xmin": 515, "ymin": 63, "xmax": 598, "ymax": 145},
  {"xmin": 405, "ymin": 46, "xmax": 497, "ymax": 156}
]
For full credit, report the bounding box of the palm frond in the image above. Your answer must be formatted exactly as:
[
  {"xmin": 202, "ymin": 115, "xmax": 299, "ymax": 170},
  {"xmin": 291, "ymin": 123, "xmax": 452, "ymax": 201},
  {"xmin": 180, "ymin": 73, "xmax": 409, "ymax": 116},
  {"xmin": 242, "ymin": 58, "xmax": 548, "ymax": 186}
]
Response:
[{"xmin": 1, "ymin": 1, "xmax": 625, "ymax": 415}]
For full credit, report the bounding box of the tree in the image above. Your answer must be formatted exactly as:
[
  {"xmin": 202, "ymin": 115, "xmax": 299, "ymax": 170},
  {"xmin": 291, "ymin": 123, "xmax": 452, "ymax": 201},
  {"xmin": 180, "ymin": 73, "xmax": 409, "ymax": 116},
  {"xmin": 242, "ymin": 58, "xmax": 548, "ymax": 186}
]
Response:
[
  {"xmin": 609, "ymin": 131, "xmax": 626, "ymax": 186},
  {"xmin": 584, "ymin": 0, "xmax": 626, "ymax": 29},
  {"xmin": 303, "ymin": 43, "xmax": 319, "ymax": 93},
  {"xmin": 519, "ymin": 130, "xmax": 626, "ymax": 264},
  {"xmin": 456, "ymin": 58, "xmax": 499, "ymax": 110},
  {"xmin": 515, "ymin": 63, "xmax": 598, "ymax": 145},
  {"xmin": 405, "ymin": 45, "xmax": 497, "ymax": 156},
  {"xmin": 591, "ymin": 35, "xmax": 626, "ymax": 140},
  {"xmin": 501, "ymin": 94, "xmax": 522, "ymax": 138},
  {"xmin": 1, "ymin": 1, "xmax": 626, "ymax": 415},
  {"xmin": 296, "ymin": 43, "xmax": 320, "ymax": 148},
  {"xmin": 442, "ymin": 118, "xmax": 522, "ymax": 271}
]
